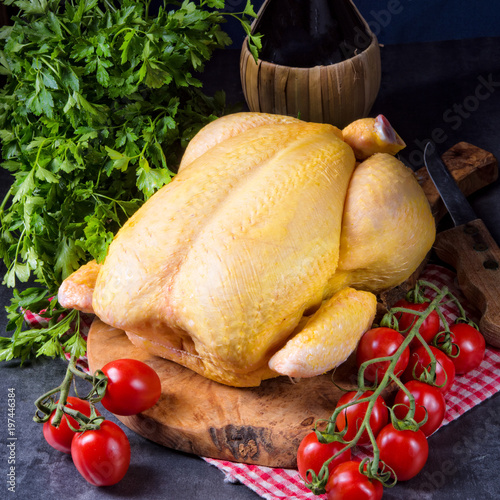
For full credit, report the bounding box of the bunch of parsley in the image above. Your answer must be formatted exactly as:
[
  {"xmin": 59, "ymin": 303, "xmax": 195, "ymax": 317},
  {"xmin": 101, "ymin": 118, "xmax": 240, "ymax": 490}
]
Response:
[{"xmin": 0, "ymin": 0, "xmax": 261, "ymax": 361}]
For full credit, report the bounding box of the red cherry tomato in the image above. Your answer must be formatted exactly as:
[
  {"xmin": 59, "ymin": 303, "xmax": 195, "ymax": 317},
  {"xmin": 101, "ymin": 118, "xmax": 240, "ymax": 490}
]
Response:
[
  {"xmin": 394, "ymin": 299, "xmax": 440, "ymax": 349},
  {"xmin": 101, "ymin": 358, "xmax": 162, "ymax": 416},
  {"xmin": 326, "ymin": 460, "xmax": 384, "ymax": 500},
  {"xmin": 448, "ymin": 323, "xmax": 486, "ymax": 374},
  {"xmin": 376, "ymin": 423, "xmax": 429, "ymax": 481},
  {"xmin": 297, "ymin": 431, "xmax": 351, "ymax": 481},
  {"xmin": 356, "ymin": 327, "xmax": 410, "ymax": 382},
  {"xmin": 335, "ymin": 391, "xmax": 388, "ymax": 445},
  {"xmin": 403, "ymin": 345, "xmax": 455, "ymax": 394},
  {"xmin": 43, "ymin": 397, "xmax": 100, "ymax": 454},
  {"xmin": 71, "ymin": 420, "xmax": 131, "ymax": 486},
  {"xmin": 393, "ymin": 380, "xmax": 446, "ymax": 436}
]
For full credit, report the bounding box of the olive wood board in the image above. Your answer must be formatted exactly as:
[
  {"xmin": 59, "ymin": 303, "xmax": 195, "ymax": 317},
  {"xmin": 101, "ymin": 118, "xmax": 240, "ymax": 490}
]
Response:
[{"xmin": 87, "ymin": 142, "xmax": 498, "ymax": 469}]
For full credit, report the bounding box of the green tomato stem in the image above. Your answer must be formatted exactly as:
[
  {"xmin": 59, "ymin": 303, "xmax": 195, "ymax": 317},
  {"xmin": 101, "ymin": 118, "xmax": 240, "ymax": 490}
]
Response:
[
  {"xmin": 33, "ymin": 353, "xmax": 108, "ymax": 429},
  {"xmin": 51, "ymin": 354, "xmax": 78, "ymax": 427}
]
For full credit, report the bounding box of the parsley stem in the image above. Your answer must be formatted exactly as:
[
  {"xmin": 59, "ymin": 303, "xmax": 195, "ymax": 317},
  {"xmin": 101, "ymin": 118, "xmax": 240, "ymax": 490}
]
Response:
[
  {"xmin": 5, "ymin": 227, "xmax": 26, "ymax": 284},
  {"xmin": 0, "ymin": 185, "xmax": 13, "ymax": 214},
  {"xmin": 39, "ymin": 56, "xmax": 59, "ymax": 79},
  {"xmin": 103, "ymin": 0, "xmax": 117, "ymax": 13}
]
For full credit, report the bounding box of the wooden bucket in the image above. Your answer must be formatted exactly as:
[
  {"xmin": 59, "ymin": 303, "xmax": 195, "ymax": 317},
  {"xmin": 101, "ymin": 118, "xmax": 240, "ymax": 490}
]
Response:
[{"xmin": 240, "ymin": 0, "xmax": 381, "ymax": 128}]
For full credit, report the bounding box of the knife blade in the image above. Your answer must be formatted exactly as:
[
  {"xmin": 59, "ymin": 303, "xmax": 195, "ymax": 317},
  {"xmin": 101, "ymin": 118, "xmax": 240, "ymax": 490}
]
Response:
[{"xmin": 424, "ymin": 142, "xmax": 500, "ymax": 347}]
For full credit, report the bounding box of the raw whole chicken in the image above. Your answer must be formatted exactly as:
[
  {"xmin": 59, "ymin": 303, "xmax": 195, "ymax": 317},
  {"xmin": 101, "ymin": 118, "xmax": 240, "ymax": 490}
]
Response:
[{"xmin": 59, "ymin": 113, "xmax": 435, "ymax": 387}]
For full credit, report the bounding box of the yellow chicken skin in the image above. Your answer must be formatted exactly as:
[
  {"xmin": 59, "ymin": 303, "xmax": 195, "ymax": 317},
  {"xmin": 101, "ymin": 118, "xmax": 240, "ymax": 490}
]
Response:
[
  {"xmin": 342, "ymin": 114, "xmax": 406, "ymax": 160},
  {"xmin": 57, "ymin": 260, "xmax": 100, "ymax": 314},
  {"xmin": 58, "ymin": 112, "xmax": 435, "ymax": 387},
  {"xmin": 326, "ymin": 153, "xmax": 437, "ymax": 295},
  {"xmin": 179, "ymin": 112, "xmax": 303, "ymax": 171},
  {"xmin": 269, "ymin": 287, "xmax": 377, "ymax": 378}
]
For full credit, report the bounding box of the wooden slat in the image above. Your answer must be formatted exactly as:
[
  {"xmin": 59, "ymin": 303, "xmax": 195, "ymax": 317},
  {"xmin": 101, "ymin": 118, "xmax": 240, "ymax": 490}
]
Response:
[
  {"xmin": 239, "ymin": 38, "xmax": 249, "ymax": 100},
  {"xmin": 287, "ymin": 68, "xmax": 310, "ymax": 120},
  {"xmin": 273, "ymin": 64, "xmax": 290, "ymax": 116},
  {"xmin": 242, "ymin": 47, "xmax": 262, "ymax": 112},
  {"xmin": 257, "ymin": 61, "xmax": 276, "ymax": 113},
  {"xmin": 308, "ymin": 66, "xmax": 323, "ymax": 122},
  {"xmin": 319, "ymin": 66, "xmax": 332, "ymax": 125}
]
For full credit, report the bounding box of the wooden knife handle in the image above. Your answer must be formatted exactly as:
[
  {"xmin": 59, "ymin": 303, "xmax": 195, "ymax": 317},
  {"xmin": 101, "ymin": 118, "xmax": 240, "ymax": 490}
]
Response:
[
  {"xmin": 415, "ymin": 141, "xmax": 498, "ymax": 222},
  {"xmin": 434, "ymin": 219, "xmax": 500, "ymax": 347}
]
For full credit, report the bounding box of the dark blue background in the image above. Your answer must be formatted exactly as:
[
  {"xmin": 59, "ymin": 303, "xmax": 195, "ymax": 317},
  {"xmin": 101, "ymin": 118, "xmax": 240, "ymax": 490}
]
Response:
[{"xmin": 221, "ymin": 0, "xmax": 500, "ymax": 46}]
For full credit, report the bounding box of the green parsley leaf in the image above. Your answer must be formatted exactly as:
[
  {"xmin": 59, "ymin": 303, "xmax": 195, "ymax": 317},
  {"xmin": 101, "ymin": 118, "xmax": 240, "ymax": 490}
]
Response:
[{"xmin": 136, "ymin": 156, "xmax": 173, "ymax": 198}]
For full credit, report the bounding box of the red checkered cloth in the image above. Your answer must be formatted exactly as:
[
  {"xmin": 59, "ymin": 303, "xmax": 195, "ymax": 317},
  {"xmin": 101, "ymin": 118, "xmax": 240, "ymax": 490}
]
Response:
[
  {"xmin": 203, "ymin": 264, "xmax": 500, "ymax": 499},
  {"xmin": 22, "ymin": 264, "xmax": 500, "ymax": 499}
]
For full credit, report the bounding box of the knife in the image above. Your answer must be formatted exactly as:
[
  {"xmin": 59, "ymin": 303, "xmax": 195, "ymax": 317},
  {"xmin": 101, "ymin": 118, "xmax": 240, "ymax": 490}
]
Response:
[{"xmin": 424, "ymin": 142, "xmax": 500, "ymax": 347}]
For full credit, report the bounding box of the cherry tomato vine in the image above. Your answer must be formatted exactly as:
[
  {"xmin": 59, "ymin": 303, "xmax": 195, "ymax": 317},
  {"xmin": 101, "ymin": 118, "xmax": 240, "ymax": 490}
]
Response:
[
  {"xmin": 34, "ymin": 354, "xmax": 161, "ymax": 486},
  {"xmin": 300, "ymin": 279, "xmax": 485, "ymax": 497},
  {"xmin": 34, "ymin": 354, "xmax": 108, "ymax": 431}
]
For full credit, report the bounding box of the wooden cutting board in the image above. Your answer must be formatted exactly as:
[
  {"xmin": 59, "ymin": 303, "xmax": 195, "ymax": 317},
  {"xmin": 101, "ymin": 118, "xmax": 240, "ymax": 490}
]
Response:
[{"xmin": 87, "ymin": 142, "xmax": 498, "ymax": 469}]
